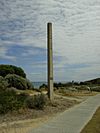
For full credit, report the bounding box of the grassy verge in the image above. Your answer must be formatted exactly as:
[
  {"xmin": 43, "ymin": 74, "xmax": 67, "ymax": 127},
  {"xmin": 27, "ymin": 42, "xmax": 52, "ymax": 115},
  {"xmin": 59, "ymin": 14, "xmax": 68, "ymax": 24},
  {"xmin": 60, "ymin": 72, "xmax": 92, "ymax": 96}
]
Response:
[{"xmin": 81, "ymin": 107, "xmax": 100, "ymax": 133}]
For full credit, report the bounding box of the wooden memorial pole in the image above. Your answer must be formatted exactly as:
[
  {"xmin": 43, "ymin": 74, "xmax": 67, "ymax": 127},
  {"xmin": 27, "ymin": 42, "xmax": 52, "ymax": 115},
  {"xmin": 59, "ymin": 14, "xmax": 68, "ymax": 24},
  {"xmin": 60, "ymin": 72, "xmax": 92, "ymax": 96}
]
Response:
[{"xmin": 47, "ymin": 22, "xmax": 53, "ymax": 100}]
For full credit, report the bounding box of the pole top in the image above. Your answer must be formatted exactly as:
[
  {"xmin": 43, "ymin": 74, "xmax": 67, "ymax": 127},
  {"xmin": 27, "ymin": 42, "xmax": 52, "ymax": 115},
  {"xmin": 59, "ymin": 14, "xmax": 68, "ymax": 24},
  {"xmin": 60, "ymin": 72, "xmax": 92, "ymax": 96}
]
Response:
[{"xmin": 47, "ymin": 22, "xmax": 52, "ymax": 25}]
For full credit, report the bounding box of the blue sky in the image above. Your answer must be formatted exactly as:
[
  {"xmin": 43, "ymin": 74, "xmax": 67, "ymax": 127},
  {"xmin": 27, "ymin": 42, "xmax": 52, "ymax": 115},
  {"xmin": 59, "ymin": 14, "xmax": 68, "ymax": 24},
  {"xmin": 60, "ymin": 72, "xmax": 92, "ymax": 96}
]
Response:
[{"xmin": 0, "ymin": 0, "xmax": 100, "ymax": 82}]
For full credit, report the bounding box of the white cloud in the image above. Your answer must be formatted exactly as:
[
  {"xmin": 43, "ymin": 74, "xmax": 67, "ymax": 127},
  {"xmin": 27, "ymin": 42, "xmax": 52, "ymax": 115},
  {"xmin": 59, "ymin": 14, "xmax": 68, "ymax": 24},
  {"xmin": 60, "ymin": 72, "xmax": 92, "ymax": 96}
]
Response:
[
  {"xmin": 0, "ymin": 46, "xmax": 16, "ymax": 61},
  {"xmin": 0, "ymin": 0, "xmax": 100, "ymax": 81}
]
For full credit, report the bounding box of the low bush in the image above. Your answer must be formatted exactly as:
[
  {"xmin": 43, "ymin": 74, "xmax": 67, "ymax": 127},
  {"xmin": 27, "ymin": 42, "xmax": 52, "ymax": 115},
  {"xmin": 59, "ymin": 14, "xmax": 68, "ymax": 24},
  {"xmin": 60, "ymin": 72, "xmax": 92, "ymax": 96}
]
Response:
[
  {"xmin": 0, "ymin": 90, "xmax": 17, "ymax": 114},
  {"xmin": 33, "ymin": 94, "xmax": 46, "ymax": 109},
  {"xmin": 25, "ymin": 93, "xmax": 47, "ymax": 110},
  {"xmin": 58, "ymin": 88, "xmax": 67, "ymax": 94},
  {"xmin": 0, "ymin": 90, "xmax": 28, "ymax": 114},
  {"xmin": 25, "ymin": 96, "xmax": 35, "ymax": 109},
  {"xmin": 17, "ymin": 93, "xmax": 29, "ymax": 103},
  {"xmin": 0, "ymin": 76, "xmax": 9, "ymax": 91},
  {"xmin": 91, "ymin": 87, "xmax": 100, "ymax": 92},
  {"xmin": 5, "ymin": 74, "xmax": 33, "ymax": 90}
]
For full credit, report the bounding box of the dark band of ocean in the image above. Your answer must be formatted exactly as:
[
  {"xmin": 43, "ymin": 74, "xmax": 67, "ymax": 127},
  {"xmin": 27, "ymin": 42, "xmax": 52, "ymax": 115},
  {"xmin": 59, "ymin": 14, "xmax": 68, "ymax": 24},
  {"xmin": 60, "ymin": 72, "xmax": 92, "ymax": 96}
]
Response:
[{"xmin": 32, "ymin": 82, "xmax": 47, "ymax": 89}]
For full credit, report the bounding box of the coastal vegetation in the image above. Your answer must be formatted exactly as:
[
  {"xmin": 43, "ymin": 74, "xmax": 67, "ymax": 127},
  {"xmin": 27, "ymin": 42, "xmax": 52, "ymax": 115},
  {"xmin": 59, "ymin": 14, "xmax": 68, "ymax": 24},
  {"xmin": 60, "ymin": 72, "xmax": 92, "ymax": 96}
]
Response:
[{"xmin": 0, "ymin": 64, "xmax": 47, "ymax": 114}]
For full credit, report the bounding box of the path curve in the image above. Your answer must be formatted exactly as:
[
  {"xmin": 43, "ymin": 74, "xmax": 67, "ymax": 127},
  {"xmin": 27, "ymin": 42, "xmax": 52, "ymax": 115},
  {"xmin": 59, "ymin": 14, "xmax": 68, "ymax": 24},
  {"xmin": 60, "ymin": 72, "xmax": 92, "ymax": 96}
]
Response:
[{"xmin": 28, "ymin": 94, "xmax": 100, "ymax": 133}]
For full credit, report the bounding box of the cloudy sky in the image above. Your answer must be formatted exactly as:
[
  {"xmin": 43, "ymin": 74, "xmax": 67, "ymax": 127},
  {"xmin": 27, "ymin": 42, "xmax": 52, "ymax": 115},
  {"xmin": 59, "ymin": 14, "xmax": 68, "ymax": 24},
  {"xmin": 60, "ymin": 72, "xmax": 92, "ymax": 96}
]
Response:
[{"xmin": 0, "ymin": 0, "xmax": 100, "ymax": 82}]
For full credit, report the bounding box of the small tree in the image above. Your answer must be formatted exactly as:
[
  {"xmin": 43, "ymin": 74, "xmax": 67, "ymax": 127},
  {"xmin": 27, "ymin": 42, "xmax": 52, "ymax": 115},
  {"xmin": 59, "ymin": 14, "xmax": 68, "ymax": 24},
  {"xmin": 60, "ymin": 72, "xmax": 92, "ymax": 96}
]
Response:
[{"xmin": 0, "ymin": 64, "xmax": 26, "ymax": 78}]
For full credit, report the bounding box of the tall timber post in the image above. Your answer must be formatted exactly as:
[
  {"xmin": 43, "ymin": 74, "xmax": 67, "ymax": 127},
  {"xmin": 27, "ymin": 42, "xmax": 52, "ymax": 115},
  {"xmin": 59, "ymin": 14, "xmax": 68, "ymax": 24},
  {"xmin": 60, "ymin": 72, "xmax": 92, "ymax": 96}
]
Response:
[{"xmin": 47, "ymin": 22, "xmax": 53, "ymax": 101}]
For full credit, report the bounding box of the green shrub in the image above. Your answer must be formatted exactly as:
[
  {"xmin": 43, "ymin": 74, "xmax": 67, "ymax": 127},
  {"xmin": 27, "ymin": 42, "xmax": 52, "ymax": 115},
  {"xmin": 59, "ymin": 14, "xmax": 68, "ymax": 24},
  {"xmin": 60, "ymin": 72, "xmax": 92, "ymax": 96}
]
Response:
[
  {"xmin": 17, "ymin": 93, "xmax": 29, "ymax": 102},
  {"xmin": 6, "ymin": 87, "xmax": 17, "ymax": 92},
  {"xmin": 25, "ymin": 94, "xmax": 46, "ymax": 110},
  {"xmin": 33, "ymin": 94, "xmax": 46, "ymax": 109},
  {"xmin": 0, "ymin": 90, "xmax": 28, "ymax": 114},
  {"xmin": 0, "ymin": 90, "xmax": 18, "ymax": 114},
  {"xmin": 39, "ymin": 84, "xmax": 47, "ymax": 90},
  {"xmin": 91, "ymin": 87, "xmax": 100, "ymax": 92},
  {"xmin": 5, "ymin": 74, "xmax": 33, "ymax": 90},
  {"xmin": 12, "ymin": 65, "xmax": 26, "ymax": 78},
  {"xmin": 0, "ymin": 76, "xmax": 9, "ymax": 91},
  {"xmin": 0, "ymin": 91, "xmax": 46, "ymax": 114},
  {"xmin": 25, "ymin": 96, "xmax": 35, "ymax": 109},
  {"xmin": 0, "ymin": 64, "xmax": 26, "ymax": 78}
]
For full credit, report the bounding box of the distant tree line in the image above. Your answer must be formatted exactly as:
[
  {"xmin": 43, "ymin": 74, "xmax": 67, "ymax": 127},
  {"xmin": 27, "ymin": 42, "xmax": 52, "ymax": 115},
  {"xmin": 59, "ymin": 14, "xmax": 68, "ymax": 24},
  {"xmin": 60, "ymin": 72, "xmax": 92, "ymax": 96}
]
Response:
[{"xmin": 39, "ymin": 78, "xmax": 100, "ymax": 90}]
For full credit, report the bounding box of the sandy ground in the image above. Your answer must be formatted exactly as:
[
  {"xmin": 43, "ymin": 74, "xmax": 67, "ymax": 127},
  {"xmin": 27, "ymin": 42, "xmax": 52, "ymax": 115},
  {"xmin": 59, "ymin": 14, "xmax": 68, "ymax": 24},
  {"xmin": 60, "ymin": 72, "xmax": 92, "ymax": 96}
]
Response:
[{"xmin": 0, "ymin": 116, "xmax": 53, "ymax": 133}]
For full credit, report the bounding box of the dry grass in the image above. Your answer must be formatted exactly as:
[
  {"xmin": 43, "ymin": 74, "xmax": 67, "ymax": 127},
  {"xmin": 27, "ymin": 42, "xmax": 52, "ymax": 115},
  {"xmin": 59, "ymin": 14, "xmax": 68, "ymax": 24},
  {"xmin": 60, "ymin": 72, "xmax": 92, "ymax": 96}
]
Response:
[
  {"xmin": 81, "ymin": 107, "xmax": 100, "ymax": 133},
  {"xmin": 57, "ymin": 91, "xmax": 98, "ymax": 98},
  {"xmin": 0, "ymin": 117, "xmax": 50, "ymax": 133},
  {"xmin": 0, "ymin": 126, "xmax": 31, "ymax": 133},
  {"xmin": 16, "ymin": 89, "xmax": 40, "ymax": 95}
]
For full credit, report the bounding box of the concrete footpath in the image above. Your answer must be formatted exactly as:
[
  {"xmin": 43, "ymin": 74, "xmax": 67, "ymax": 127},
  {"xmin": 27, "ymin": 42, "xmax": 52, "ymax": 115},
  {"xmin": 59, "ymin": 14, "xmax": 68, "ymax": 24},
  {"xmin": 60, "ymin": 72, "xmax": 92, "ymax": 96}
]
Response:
[{"xmin": 29, "ymin": 94, "xmax": 100, "ymax": 133}]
